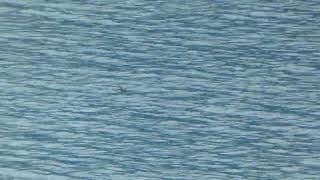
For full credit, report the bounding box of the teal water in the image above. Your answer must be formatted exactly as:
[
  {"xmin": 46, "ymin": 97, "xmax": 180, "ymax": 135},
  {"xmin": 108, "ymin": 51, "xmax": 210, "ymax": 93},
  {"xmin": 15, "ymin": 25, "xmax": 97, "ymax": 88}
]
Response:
[{"xmin": 0, "ymin": 0, "xmax": 320, "ymax": 179}]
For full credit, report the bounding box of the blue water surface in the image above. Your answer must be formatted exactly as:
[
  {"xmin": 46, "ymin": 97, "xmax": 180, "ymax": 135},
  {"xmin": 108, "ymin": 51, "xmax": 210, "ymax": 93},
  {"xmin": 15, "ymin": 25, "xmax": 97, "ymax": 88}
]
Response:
[{"xmin": 0, "ymin": 0, "xmax": 320, "ymax": 179}]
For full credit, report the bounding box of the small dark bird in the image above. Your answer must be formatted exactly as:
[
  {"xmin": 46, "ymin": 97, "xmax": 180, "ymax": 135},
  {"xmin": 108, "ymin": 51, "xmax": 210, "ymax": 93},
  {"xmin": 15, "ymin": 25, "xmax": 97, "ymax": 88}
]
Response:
[{"xmin": 118, "ymin": 85, "xmax": 127, "ymax": 94}]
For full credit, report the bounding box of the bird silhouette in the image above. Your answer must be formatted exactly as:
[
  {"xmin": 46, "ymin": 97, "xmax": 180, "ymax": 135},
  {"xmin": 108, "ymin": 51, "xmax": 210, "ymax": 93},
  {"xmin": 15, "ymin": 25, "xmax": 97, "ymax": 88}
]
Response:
[{"xmin": 118, "ymin": 85, "xmax": 127, "ymax": 94}]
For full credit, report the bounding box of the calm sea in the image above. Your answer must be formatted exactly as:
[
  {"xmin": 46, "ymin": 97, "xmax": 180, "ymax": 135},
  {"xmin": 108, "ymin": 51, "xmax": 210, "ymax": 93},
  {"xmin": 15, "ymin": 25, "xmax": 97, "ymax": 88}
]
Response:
[{"xmin": 0, "ymin": 0, "xmax": 320, "ymax": 179}]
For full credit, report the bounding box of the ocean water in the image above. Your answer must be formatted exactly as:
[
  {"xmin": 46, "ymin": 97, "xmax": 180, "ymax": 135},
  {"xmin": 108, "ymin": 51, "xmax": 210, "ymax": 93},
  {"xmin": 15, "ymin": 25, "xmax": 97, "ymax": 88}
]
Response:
[{"xmin": 0, "ymin": 0, "xmax": 320, "ymax": 179}]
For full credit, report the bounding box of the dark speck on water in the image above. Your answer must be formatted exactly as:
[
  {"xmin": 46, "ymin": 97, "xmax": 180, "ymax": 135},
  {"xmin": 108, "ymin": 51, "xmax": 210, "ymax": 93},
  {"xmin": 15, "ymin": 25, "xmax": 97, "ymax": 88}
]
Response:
[
  {"xmin": 118, "ymin": 85, "xmax": 127, "ymax": 94},
  {"xmin": 0, "ymin": 0, "xmax": 319, "ymax": 179}
]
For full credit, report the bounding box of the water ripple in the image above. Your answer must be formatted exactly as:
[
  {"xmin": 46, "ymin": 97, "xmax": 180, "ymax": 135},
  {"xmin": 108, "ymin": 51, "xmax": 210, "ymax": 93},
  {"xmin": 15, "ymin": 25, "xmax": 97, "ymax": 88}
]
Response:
[{"xmin": 0, "ymin": 0, "xmax": 319, "ymax": 179}]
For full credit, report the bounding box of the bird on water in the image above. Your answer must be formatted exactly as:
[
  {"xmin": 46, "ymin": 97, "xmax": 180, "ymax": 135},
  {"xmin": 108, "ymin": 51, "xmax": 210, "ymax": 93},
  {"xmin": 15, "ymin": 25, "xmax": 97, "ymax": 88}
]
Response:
[{"xmin": 118, "ymin": 85, "xmax": 127, "ymax": 94}]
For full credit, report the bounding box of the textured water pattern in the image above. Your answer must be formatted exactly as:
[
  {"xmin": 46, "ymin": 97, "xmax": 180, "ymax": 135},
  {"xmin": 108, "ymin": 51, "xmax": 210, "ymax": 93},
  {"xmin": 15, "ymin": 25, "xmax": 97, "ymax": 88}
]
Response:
[{"xmin": 0, "ymin": 0, "xmax": 320, "ymax": 179}]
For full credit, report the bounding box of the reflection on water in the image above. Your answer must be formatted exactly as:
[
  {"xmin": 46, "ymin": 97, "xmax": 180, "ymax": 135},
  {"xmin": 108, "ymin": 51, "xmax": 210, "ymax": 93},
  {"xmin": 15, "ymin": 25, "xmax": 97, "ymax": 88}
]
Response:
[{"xmin": 0, "ymin": 0, "xmax": 320, "ymax": 179}]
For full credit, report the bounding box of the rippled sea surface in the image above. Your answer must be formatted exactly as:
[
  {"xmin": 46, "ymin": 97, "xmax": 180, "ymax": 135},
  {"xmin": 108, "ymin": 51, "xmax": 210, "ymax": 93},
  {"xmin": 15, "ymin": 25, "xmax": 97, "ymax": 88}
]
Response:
[{"xmin": 0, "ymin": 0, "xmax": 320, "ymax": 179}]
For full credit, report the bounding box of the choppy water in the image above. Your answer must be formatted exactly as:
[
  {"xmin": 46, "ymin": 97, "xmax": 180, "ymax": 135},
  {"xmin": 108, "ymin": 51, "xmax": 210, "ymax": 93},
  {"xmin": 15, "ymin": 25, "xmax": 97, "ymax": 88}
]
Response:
[{"xmin": 0, "ymin": 0, "xmax": 320, "ymax": 179}]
